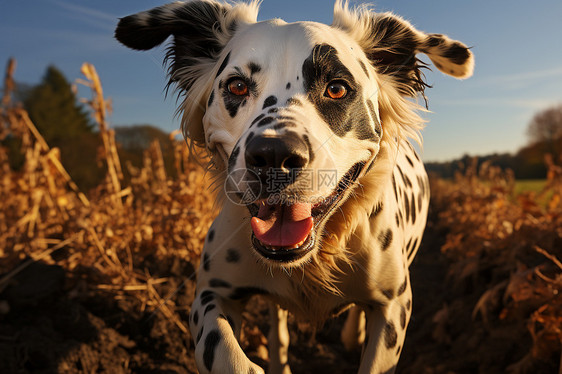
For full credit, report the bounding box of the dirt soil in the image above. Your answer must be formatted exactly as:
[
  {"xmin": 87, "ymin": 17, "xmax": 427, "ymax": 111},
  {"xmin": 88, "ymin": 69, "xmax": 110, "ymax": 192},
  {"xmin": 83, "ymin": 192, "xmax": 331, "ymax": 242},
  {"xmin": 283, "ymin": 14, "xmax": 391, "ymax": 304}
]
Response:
[{"xmin": 0, "ymin": 216, "xmax": 473, "ymax": 374}]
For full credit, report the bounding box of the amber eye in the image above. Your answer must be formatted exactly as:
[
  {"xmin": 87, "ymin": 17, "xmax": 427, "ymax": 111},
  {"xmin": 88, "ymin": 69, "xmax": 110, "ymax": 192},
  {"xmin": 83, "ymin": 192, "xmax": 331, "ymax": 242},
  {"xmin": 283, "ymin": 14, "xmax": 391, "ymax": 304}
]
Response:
[
  {"xmin": 227, "ymin": 79, "xmax": 249, "ymax": 96},
  {"xmin": 325, "ymin": 81, "xmax": 348, "ymax": 99}
]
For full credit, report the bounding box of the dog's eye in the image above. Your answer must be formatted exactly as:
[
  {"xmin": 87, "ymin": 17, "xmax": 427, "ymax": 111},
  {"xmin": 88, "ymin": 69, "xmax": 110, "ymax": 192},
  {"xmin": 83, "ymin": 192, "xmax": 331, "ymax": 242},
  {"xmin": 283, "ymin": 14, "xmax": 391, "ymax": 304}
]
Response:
[
  {"xmin": 227, "ymin": 79, "xmax": 249, "ymax": 96},
  {"xmin": 325, "ymin": 81, "xmax": 348, "ymax": 99}
]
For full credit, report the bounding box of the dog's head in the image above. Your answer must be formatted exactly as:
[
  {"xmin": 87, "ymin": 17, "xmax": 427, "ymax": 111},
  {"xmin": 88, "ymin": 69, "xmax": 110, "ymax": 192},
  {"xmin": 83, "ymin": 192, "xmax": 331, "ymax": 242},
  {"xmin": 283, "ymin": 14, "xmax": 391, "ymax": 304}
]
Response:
[{"xmin": 116, "ymin": 0, "xmax": 473, "ymax": 267}]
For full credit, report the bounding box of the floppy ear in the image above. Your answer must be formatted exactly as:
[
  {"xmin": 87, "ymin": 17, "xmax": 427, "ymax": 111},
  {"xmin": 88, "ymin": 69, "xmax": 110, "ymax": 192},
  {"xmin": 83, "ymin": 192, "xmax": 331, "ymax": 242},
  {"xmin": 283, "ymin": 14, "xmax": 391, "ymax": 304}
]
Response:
[
  {"xmin": 115, "ymin": 0, "xmax": 259, "ymax": 92},
  {"xmin": 333, "ymin": 3, "xmax": 474, "ymax": 97}
]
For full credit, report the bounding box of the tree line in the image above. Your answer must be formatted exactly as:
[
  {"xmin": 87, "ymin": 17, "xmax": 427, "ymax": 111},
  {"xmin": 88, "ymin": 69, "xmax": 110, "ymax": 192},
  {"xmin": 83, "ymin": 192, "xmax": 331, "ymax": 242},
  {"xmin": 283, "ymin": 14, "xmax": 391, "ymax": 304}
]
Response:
[
  {"xmin": 427, "ymin": 104, "xmax": 562, "ymax": 180},
  {"xmin": 2, "ymin": 65, "xmax": 175, "ymax": 191}
]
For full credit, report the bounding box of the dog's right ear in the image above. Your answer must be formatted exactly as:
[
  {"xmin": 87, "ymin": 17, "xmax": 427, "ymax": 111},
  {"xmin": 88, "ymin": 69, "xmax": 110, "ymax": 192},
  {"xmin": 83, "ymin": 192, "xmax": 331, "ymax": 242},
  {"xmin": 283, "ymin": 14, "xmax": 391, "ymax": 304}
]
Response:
[{"xmin": 115, "ymin": 0, "xmax": 259, "ymax": 91}]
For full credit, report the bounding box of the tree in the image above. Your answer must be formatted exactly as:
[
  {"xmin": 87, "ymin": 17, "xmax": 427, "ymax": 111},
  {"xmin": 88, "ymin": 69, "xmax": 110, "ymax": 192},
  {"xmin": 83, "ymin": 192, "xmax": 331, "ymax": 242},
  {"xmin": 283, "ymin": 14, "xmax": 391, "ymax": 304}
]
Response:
[
  {"xmin": 21, "ymin": 65, "xmax": 103, "ymax": 190},
  {"xmin": 526, "ymin": 103, "xmax": 562, "ymax": 155},
  {"xmin": 24, "ymin": 65, "xmax": 93, "ymax": 144}
]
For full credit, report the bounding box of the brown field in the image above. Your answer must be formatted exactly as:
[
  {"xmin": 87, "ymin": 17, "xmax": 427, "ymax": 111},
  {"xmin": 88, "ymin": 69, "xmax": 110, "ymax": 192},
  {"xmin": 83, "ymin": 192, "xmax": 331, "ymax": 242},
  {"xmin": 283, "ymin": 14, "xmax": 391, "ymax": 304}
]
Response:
[{"xmin": 1, "ymin": 62, "xmax": 561, "ymax": 374}]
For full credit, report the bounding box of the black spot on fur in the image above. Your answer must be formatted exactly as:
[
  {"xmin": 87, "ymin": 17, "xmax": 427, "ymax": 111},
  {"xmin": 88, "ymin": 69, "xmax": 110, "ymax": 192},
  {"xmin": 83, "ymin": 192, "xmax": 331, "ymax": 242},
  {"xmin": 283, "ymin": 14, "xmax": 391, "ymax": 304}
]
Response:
[
  {"xmin": 405, "ymin": 155, "xmax": 414, "ymax": 167},
  {"xmin": 263, "ymin": 95, "xmax": 278, "ymax": 109},
  {"xmin": 382, "ymin": 289, "xmax": 394, "ymax": 300},
  {"xmin": 426, "ymin": 34, "xmax": 444, "ymax": 47},
  {"xmin": 410, "ymin": 193, "xmax": 416, "ymax": 223},
  {"xmin": 208, "ymin": 90, "xmax": 215, "ymax": 106},
  {"xmin": 302, "ymin": 44, "xmax": 365, "ymax": 137},
  {"xmin": 229, "ymin": 287, "xmax": 267, "ymax": 300},
  {"xmin": 251, "ymin": 113, "xmax": 265, "ymax": 126},
  {"xmin": 403, "ymin": 191, "xmax": 410, "ymax": 223},
  {"xmin": 200, "ymin": 290, "xmax": 215, "ymax": 306},
  {"xmin": 395, "ymin": 213, "xmax": 400, "ymax": 227},
  {"xmin": 257, "ymin": 116, "xmax": 274, "ymax": 127},
  {"xmin": 193, "ymin": 310, "xmax": 199, "ymax": 325},
  {"xmin": 286, "ymin": 82, "xmax": 291, "ymax": 90},
  {"xmin": 268, "ymin": 107, "xmax": 278, "ymax": 113},
  {"xmin": 216, "ymin": 52, "xmax": 231, "ymax": 78},
  {"xmin": 392, "ymin": 175, "xmax": 398, "ymax": 201},
  {"xmin": 225, "ymin": 248, "xmax": 240, "ymax": 263},
  {"xmin": 397, "ymin": 278, "xmax": 407, "ymax": 296},
  {"xmin": 384, "ymin": 321, "xmax": 397, "ymax": 349},
  {"xmin": 378, "ymin": 229, "xmax": 393, "ymax": 251},
  {"xmin": 209, "ymin": 278, "xmax": 232, "ymax": 288},
  {"xmin": 203, "ymin": 253, "xmax": 210, "ymax": 271},
  {"xmin": 370, "ymin": 202, "xmax": 383, "ymax": 218},
  {"xmin": 207, "ymin": 229, "xmax": 215, "ymax": 242},
  {"xmin": 203, "ymin": 330, "xmax": 220, "ymax": 371},
  {"xmin": 286, "ymin": 97, "xmax": 302, "ymax": 106},
  {"xmin": 196, "ymin": 326, "xmax": 204, "ymax": 344},
  {"xmin": 248, "ymin": 62, "xmax": 261, "ymax": 74},
  {"xmin": 443, "ymin": 42, "xmax": 471, "ymax": 65},
  {"xmin": 273, "ymin": 122, "xmax": 297, "ymax": 130},
  {"xmin": 406, "ymin": 299, "xmax": 412, "ymax": 310},
  {"xmin": 204, "ymin": 304, "xmax": 216, "ymax": 316},
  {"xmin": 400, "ymin": 306, "xmax": 407, "ymax": 329},
  {"xmin": 358, "ymin": 60, "xmax": 369, "ymax": 76}
]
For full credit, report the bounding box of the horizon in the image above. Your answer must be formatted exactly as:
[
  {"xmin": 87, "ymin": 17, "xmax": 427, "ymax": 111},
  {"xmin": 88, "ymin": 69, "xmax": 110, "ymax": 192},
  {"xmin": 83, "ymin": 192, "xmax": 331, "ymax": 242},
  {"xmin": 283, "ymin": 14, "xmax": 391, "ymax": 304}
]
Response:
[{"xmin": 2, "ymin": 0, "xmax": 562, "ymax": 162}]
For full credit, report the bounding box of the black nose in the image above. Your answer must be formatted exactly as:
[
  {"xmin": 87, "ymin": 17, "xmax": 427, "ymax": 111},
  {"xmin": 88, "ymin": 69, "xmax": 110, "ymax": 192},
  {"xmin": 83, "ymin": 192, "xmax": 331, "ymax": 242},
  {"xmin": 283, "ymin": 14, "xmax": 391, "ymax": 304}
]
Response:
[{"xmin": 245, "ymin": 135, "xmax": 309, "ymax": 185}]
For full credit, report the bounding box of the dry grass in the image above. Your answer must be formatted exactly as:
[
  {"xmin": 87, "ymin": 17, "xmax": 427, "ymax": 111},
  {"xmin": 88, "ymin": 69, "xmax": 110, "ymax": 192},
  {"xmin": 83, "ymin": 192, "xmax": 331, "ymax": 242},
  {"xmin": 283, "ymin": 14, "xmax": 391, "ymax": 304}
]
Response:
[
  {"xmin": 429, "ymin": 158, "xmax": 562, "ymax": 373},
  {"xmin": 0, "ymin": 59, "xmax": 216, "ymax": 336}
]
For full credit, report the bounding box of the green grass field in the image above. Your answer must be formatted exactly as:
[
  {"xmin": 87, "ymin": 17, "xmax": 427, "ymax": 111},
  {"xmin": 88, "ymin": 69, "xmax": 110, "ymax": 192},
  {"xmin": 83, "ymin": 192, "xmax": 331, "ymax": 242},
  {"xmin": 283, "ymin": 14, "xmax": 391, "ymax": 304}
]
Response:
[{"xmin": 514, "ymin": 179, "xmax": 547, "ymax": 195}]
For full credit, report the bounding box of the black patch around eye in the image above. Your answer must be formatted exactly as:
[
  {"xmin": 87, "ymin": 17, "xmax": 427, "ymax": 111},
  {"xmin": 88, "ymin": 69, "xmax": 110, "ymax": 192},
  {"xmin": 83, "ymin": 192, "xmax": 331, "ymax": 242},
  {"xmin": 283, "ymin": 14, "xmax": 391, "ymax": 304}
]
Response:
[
  {"xmin": 208, "ymin": 90, "xmax": 215, "ymax": 106},
  {"xmin": 248, "ymin": 62, "xmax": 262, "ymax": 75},
  {"xmin": 443, "ymin": 42, "xmax": 470, "ymax": 65},
  {"xmin": 262, "ymin": 95, "xmax": 278, "ymax": 109},
  {"xmin": 302, "ymin": 44, "xmax": 365, "ymax": 138},
  {"xmin": 286, "ymin": 82, "xmax": 291, "ymax": 90},
  {"xmin": 216, "ymin": 52, "xmax": 231, "ymax": 78}
]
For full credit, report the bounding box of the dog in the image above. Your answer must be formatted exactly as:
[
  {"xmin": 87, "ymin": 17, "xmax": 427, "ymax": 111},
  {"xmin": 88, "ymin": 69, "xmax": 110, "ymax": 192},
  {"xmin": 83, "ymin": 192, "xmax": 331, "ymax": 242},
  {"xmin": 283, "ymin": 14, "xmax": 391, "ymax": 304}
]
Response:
[{"xmin": 115, "ymin": 1, "xmax": 473, "ymax": 372}]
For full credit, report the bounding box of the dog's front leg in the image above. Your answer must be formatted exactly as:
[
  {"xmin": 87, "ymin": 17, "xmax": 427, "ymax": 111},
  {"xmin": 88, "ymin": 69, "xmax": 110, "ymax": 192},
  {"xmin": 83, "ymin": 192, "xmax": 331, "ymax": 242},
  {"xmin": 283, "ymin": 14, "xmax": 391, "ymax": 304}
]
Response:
[
  {"xmin": 358, "ymin": 295, "xmax": 411, "ymax": 374},
  {"xmin": 190, "ymin": 288, "xmax": 264, "ymax": 374},
  {"xmin": 267, "ymin": 302, "xmax": 291, "ymax": 374}
]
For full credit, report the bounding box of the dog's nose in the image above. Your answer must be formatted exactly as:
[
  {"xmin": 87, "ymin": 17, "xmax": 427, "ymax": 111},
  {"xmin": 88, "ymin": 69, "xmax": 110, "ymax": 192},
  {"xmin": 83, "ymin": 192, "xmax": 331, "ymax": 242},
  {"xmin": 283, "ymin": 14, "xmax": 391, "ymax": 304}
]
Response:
[{"xmin": 245, "ymin": 135, "xmax": 309, "ymax": 182}]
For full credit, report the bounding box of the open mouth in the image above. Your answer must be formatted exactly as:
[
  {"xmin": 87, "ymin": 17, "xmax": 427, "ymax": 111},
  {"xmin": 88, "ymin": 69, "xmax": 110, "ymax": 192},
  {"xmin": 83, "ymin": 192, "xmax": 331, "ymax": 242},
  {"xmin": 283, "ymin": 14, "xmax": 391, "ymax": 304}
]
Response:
[{"xmin": 247, "ymin": 161, "xmax": 365, "ymax": 263}]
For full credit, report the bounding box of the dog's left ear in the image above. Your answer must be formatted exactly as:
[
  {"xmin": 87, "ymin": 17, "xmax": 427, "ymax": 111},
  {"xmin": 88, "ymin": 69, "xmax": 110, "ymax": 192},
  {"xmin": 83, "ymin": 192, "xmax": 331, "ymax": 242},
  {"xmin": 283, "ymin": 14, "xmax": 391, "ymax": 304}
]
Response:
[{"xmin": 333, "ymin": 2, "xmax": 474, "ymax": 97}]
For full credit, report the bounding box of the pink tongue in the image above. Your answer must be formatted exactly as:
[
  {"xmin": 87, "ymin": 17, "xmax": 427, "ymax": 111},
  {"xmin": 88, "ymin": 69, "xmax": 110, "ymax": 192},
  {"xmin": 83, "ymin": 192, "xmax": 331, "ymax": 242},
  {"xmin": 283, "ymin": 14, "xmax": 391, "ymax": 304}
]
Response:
[{"xmin": 251, "ymin": 202, "xmax": 313, "ymax": 247}]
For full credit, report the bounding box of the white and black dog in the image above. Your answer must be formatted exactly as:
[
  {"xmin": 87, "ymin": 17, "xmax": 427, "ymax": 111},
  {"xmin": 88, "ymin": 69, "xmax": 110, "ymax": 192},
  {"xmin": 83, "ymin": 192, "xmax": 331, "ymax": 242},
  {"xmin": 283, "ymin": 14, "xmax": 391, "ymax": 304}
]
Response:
[{"xmin": 115, "ymin": 1, "xmax": 473, "ymax": 373}]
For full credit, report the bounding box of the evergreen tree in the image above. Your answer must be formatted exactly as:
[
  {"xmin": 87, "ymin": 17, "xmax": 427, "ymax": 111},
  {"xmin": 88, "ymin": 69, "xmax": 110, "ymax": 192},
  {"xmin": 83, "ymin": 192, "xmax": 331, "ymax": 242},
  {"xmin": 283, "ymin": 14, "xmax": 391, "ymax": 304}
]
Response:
[
  {"xmin": 22, "ymin": 65, "xmax": 103, "ymax": 190},
  {"xmin": 24, "ymin": 65, "xmax": 93, "ymax": 144}
]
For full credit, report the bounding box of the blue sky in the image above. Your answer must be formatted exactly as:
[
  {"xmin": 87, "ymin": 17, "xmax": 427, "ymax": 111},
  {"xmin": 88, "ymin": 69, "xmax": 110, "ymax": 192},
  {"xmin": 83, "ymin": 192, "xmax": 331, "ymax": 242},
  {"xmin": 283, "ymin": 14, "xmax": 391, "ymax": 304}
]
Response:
[{"xmin": 1, "ymin": 0, "xmax": 561, "ymax": 161}]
